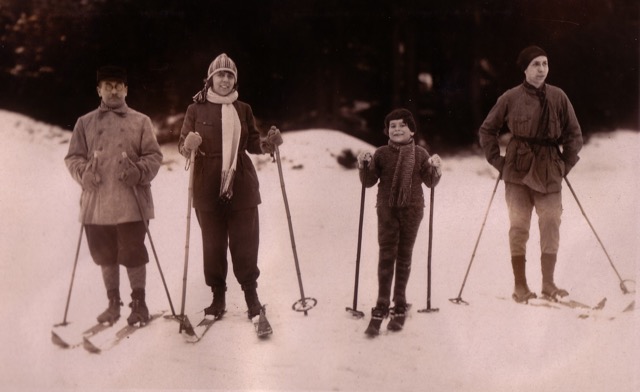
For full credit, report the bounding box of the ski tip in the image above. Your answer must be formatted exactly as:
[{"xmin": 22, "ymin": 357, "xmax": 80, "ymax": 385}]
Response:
[
  {"xmin": 593, "ymin": 297, "xmax": 607, "ymax": 310},
  {"xmin": 181, "ymin": 323, "xmax": 197, "ymax": 337},
  {"xmin": 197, "ymin": 311, "xmax": 225, "ymax": 327},
  {"xmin": 82, "ymin": 337, "xmax": 101, "ymax": 354},
  {"xmin": 51, "ymin": 331, "xmax": 70, "ymax": 348},
  {"xmin": 253, "ymin": 312, "xmax": 273, "ymax": 338},
  {"xmin": 364, "ymin": 330, "xmax": 379, "ymax": 338},
  {"xmin": 182, "ymin": 330, "xmax": 202, "ymax": 343}
]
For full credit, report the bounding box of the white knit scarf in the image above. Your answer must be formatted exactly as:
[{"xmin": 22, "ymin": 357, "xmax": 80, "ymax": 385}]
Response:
[{"xmin": 206, "ymin": 89, "xmax": 241, "ymax": 200}]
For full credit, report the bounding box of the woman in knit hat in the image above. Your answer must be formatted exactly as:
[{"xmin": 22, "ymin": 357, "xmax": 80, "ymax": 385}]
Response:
[
  {"xmin": 178, "ymin": 53, "xmax": 282, "ymax": 331},
  {"xmin": 478, "ymin": 45, "xmax": 583, "ymax": 303},
  {"xmin": 356, "ymin": 108, "xmax": 442, "ymax": 336}
]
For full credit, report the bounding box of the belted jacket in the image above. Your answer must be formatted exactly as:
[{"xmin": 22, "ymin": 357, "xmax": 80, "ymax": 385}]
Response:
[{"xmin": 479, "ymin": 83, "xmax": 583, "ymax": 193}]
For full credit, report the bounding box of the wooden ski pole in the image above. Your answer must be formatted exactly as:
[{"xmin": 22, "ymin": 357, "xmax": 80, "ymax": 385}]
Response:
[
  {"xmin": 346, "ymin": 159, "xmax": 369, "ymax": 318},
  {"xmin": 419, "ymin": 187, "xmax": 439, "ymax": 313},
  {"xmin": 274, "ymin": 145, "xmax": 317, "ymax": 315}
]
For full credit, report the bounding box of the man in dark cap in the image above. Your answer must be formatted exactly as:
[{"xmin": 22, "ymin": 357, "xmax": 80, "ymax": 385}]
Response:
[
  {"xmin": 64, "ymin": 66, "xmax": 163, "ymax": 325},
  {"xmin": 478, "ymin": 46, "xmax": 583, "ymax": 303}
]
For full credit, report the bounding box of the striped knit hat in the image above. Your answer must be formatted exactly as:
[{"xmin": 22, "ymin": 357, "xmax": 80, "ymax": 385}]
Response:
[{"xmin": 207, "ymin": 53, "xmax": 238, "ymax": 82}]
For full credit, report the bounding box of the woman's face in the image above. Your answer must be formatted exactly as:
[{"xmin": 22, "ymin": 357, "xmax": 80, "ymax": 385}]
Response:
[
  {"xmin": 211, "ymin": 71, "xmax": 236, "ymax": 96},
  {"xmin": 524, "ymin": 55, "xmax": 549, "ymax": 88}
]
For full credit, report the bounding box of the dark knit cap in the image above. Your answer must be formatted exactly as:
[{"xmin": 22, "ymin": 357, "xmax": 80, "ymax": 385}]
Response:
[
  {"xmin": 516, "ymin": 46, "xmax": 547, "ymax": 71},
  {"xmin": 384, "ymin": 108, "xmax": 417, "ymax": 135},
  {"xmin": 96, "ymin": 65, "xmax": 127, "ymax": 84}
]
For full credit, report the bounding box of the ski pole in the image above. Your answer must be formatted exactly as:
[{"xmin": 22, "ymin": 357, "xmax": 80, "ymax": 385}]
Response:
[
  {"xmin": 54, "ymin": 224, "xmax": 84, "ymax": 327},
  {"xmin": 177, "ymin": 149, "xmax": 197, "ymax": 335},
  {"xmin": 122, "ymin": 153, "xmax": 184, "ymax": 327},
  {"xmin": 564, "ymin": 176, "xmax": 635, "ymax": 294},
  {"xmin": 346, "ymin": 159, "xmax": 369, "ymax": 318},
  {"xmin": 274, "ymin": 145, "xmax": 317, "ymax": 315},
  {"xmin": 450, "ymin": 175, "xmax": 501, "ymax": 305},
  {"xmin": 419, "ymin": 186, "xmax": 439, "ymax": 313},
  {"xmin": 130, "ymin": 185, "xmax": 177, "ymax": 315},
  {"xmin": 56, "ymin": 152, "xmax": 99, "ymax": 327}
]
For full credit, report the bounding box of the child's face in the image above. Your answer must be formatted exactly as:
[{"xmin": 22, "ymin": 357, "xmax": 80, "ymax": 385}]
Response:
[{"xmin": 388, "ymin": 119, "xmax": 414, "ymax": 144}]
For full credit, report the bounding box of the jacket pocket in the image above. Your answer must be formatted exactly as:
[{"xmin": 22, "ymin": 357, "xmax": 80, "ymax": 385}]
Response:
[
  {"xmin": 194, "ymin": 121, "xmax": 214, "ymax": 135},
  {"xmin": 515, "ymin": 144, "xmax": 534, "ymax": 172},
  {"xmin": 511, "ymin": 116, "xmax": 531, "ymax": 134}
]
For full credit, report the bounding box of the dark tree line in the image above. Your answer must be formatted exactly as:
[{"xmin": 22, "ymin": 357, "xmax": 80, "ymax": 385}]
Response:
[{"xmin": 0, "ymin": 0, "xmax": 638, "ymax": 149}]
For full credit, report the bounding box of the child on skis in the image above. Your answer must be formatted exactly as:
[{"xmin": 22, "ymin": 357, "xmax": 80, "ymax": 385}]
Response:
[{"xmin": 357, "ymin": 108, "xmax": 442, "ymax": 336}]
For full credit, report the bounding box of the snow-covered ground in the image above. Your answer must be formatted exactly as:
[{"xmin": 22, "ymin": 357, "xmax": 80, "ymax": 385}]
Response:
[{"xmin": 0, "ymin": 109, "xmax": 637, "ymax": 392}]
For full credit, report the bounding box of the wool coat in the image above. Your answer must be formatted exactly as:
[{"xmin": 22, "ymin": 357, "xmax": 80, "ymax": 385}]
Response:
[
  {"xmin": 65, "ymin": 104, "xmax": 163, "ymax": 224},
  {"xmin": 478, "ymin": 83, "xmax": 582, "ymax": 194},
  {"xmin": 179, "ymin": 100, "xmax": 263, "ymax": 211}
]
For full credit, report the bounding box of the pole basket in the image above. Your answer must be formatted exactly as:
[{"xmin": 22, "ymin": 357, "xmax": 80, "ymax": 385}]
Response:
[
  {"xmin": 292, "ymin": 297, "xmax": 317, "ymax": 315},
  {"xmin": 345, "ymin": 307, "xmax": 365, "ymax": 319},
  {"xmin": 418, "ymin": 306, "xmax": 440, "ymax": 313},
  {"xmin": 449, "ymin": 297, "xmax": 469, "ymax": 305},
  {"xmin": 621, "ymin": 279, "xmax": 636, "ymax": 295}
]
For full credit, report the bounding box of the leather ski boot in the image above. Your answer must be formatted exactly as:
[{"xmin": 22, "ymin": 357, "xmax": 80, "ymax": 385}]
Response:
[
  {"xmin": 244, "ymin": 287, "xmax": 263, "ymax": 320},
  {"xmin": 127, "ymin": 288, "xmax": 150, "ymax": 326},
  {"xmin": 204, "ymin": 286, "xmax": 226, "ymax": 318},
  {"xmin": 365, "ymin": 305, "xmax": 389, "ymax": 337},
  {"xmin": 387, "ymin": 303, "xmax": 407, "ymax": 331},
  {"xmin": 97, "ymin": 289, "xmax": 122, "ymax": 325},
  {"xmin": 511, "ymin": 255, "xmax": 536, "ymax": 303},
  {"xmin": 541, "ymin": 253, "xmax": 569, "ymax": 300}
]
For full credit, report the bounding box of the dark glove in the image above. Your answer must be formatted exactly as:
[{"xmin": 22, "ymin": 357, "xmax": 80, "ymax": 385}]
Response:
[
  {"xmin": 81, "ymin": 170, "xmax": 101, "ymax": 192},
  {"xmin": 260, "ymin": 126, "xmax": 283, "ymax": 154},
  {"xmin": 119, "ymin": 164, "xmax": 141, "ymax": 187}
]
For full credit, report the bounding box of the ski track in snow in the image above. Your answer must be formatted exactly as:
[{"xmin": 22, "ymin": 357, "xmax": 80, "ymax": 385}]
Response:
[{"xmin": 0, "ymin": 109, "xmax": 638, "ymax": 392}]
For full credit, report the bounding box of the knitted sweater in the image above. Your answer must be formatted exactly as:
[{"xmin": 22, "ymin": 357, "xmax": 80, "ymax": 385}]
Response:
[{"xmin": 359, "ymin": 142, "xmax": 441, "ymax": 208}]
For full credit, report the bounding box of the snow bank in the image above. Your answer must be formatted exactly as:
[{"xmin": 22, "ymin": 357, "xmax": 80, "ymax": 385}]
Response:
[{"xmin": 0, "ymin": 110, "xmax": 637, "ymax": 392}]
